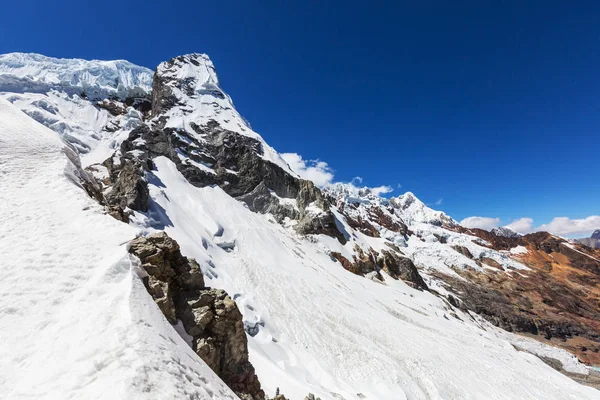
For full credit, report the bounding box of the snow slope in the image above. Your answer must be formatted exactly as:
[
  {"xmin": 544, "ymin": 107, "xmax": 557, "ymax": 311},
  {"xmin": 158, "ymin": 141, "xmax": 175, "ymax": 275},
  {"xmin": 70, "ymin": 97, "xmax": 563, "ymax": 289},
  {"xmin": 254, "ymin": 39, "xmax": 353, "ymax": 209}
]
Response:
[
  {"xmin": 133, "ymin": 156, "xmax": 598, "ymax": 400},
  {"xmin": 0, "ymin": 99, "xmax": 237, "ymax": 399},
  {"xmin": 2, "ymin": 51, "xmax": 598, "ymax": 400},
  {"xmin": 0, "ymin": 53, "xmax": 150, "ymax": 161}
]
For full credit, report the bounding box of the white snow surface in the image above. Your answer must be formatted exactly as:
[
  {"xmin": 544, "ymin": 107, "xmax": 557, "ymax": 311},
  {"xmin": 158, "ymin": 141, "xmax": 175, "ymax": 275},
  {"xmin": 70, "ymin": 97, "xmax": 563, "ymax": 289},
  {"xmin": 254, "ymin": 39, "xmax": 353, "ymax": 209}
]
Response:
[
  {"xmin": 0, "ymin": 52, "xmax": 152, "ymax": 99},
  {"xmin": 0, "ymin": 90, "xmax": 143, "ymax": 161},
  {"xmin": 0, "ymin": 53, "xmax": 150, "ymax": 162},
  {"xmin": 0, "ymin": 99, "xmax": 238, "ymax": 399},
  {"xmin": 132, "ymin": 155, "xmax": 598, "ymax": 400},
  {"xmin": 153, "ymin": 54, "xmax": 297, "ymax": 176},
  {"xmin": 510, "ymin": 245, "xmax": 529, "ymax": 255},
  {"xmin": 390, "ymin": 192, "xmax": 456, "ymax": 226}
]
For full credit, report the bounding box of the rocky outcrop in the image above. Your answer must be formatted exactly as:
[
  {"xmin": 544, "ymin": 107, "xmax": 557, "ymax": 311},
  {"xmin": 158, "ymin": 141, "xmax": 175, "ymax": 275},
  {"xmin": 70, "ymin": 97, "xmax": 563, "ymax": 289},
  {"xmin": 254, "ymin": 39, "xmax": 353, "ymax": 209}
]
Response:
[
  {"xmin": 452, "ymin": 226, "xmax": 523, "ymax": 250},
  {"xmin": 129, "ymin": 233, "xmax": 264, "ymax": 399},
  {"xmin": 330, "ymin": 246, "xmax": 428, "ymax": 290},
  {"xmin": 377, "ymin": 250, "xmax": 428, "ymax": 290},
  {"xmin": 84, "ymin": 53, "xmax": 346, "ymax": 245},
  {"xmin": 103, "ymin": 158, "xmax": 149, "ymax": 217},
  {"xmin": 451, "ymin": 245, "xmax": 473, "ymax": 259}
]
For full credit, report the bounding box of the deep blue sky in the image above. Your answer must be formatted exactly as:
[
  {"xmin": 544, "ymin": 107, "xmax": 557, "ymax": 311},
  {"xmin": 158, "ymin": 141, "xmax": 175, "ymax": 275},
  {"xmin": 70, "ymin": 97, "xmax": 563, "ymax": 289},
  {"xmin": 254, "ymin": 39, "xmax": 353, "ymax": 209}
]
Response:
[{"xmin": 2, "ymin": 1, "xmax": 599, "ymax": 232}]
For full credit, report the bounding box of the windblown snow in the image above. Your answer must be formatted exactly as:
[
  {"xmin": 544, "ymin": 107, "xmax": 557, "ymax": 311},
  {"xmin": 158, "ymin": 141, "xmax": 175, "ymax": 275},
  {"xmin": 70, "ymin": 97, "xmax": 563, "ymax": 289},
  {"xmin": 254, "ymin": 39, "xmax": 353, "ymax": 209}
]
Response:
[{"xmin": 0, "ymin": 99, "xmax": 237, "ymax": 399}]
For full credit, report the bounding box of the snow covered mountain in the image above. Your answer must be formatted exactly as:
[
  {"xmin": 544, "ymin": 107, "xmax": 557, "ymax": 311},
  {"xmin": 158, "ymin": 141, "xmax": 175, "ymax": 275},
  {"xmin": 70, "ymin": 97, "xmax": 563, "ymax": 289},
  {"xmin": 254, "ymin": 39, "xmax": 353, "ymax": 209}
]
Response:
[
  {"xmin": 0, "ymin": 53, "xmax": 152, "ymax": 161},
  {"xmin": 0, "ymin": 52, "xmax": 152, "ymax": 98},
  {"xmin": 1, "ymin": 52, "xmax": 599, "ymax": 399},
  {"xmin": 490, "ymin": 226, "xmax": 521, "ymax": 238},
  {"xmin": 576, "ymin": 229, "xmax": 600, "ymax": 249}
]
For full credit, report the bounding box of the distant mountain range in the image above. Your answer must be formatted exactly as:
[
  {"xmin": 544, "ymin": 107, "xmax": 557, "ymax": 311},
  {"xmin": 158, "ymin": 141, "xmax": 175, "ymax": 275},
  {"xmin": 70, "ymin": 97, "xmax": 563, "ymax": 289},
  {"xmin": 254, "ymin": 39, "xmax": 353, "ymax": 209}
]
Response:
[{"xmin": 576, "ymin": 230, "xmax": 600, "ymax": 249}]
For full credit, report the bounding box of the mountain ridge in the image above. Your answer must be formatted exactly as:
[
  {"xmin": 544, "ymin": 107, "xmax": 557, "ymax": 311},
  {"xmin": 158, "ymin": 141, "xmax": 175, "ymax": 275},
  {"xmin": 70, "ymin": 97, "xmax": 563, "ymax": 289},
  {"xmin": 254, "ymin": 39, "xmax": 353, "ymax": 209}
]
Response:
[{"xmin": 1, "ymin": 52, "xmax": 599, "ymax": 399}]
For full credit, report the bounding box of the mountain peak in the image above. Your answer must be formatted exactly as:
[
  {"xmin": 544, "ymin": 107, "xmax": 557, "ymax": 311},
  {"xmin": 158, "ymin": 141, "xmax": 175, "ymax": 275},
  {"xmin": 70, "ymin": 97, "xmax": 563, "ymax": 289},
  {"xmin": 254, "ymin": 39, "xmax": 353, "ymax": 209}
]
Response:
[
  {"xmin": 592, "ymin": 229, "xmax": 600, "ymax": 240},
  {"xmin": 390, "ymin": 191, "xmax": 456, "ymax": 226},
  {"xmin": 156, "ymin": 53, "xmax": 220, "ymax": 91},
  {"xmin": 491, "ymin": 226, "xmax": 521, "ymax": 238}
]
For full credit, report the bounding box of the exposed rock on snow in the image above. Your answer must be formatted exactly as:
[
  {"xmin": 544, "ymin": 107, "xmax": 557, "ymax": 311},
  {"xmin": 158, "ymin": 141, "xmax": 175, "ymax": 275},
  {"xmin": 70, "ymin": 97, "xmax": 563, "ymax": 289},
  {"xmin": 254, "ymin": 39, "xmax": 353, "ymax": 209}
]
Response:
[
  {"xmin": 0, "ymin": 98, "xmax": 238, "ymax": 399},
  {"xmin": 129, "ymin": 232, "xmax": 264, "ymax": 400},
  {"xmin": 108, "ymin": 54, "xmax": 346, "ymax": 242},
  {"xmin": 103, "ymin": 157, "xmax": 150, "ymax": 219},
  {"xmin": 377, "ymin": 249, "xmax": 428, "ymax": 290}
]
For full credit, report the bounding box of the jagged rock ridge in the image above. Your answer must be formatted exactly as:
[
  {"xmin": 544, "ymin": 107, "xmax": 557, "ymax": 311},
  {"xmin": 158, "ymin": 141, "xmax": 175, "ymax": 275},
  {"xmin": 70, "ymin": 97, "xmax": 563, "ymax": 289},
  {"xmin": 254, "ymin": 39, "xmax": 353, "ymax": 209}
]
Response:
[{"xmin": 129, "ymin": 233, "xmax": 264, "ymax": 399}]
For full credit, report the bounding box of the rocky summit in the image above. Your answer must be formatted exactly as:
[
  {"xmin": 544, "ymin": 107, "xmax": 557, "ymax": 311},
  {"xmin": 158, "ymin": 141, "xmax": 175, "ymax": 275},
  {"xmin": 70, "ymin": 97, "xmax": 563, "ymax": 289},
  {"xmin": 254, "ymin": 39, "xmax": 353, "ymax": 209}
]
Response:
[{"xmin": 1, "ymin": 52, "xmax": 599, "ymax": 399}]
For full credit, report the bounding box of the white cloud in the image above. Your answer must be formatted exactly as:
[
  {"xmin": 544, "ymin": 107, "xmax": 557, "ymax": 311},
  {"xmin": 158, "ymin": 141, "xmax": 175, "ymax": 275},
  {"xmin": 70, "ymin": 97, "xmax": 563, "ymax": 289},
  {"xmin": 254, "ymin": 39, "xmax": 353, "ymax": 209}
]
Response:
[
  {"xmin": 459, "ymin": 216, "xmax": 501, "ymax": 230},
  {"xmin": 282, "ymin": 153, "xmax": 393, "ymax": 197},
  {"xmin": 460, "ymin": 215, "xmax": 600, "ymax": 237},
  {"xmin": 535, "ymin": 216, "xmax": 600, "ymax": 237},
  {"xmin": 434, "ymin": 198, "xmax": 443, "ymax": 206},
  {"xmin": 281, "ymin": 153, "xmax": 334, "ymax": 187},
  {"xmin": 371, "ymin": 185, "xmax": 394, "ymax": 196},
  {"xmin": 505, "ymin": 218, "xmax": 534, "ymax": 234}
]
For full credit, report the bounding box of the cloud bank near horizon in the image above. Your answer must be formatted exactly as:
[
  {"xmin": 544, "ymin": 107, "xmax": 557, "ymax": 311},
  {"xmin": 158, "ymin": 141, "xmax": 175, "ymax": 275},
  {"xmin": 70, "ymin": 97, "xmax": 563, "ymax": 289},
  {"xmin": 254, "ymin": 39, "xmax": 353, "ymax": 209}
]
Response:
[{"xmin": 459, "ymin": 215, "xmax": 600, "ymax": 237}]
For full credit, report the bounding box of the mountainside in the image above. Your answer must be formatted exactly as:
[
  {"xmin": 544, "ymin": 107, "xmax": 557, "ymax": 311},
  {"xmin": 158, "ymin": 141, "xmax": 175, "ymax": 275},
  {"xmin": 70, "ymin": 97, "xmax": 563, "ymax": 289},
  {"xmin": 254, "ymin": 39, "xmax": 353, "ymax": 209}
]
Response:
[
  {"xmin": 1, "ymin": 52, "xmax": 599, "ymax": 399},
  {"xmin": 576, "ymin": 230, "xmax": 600, "ymax": 249},
  {"xmin": 0, "ymin": 99, "xmax": 237, "ymax": 399}
]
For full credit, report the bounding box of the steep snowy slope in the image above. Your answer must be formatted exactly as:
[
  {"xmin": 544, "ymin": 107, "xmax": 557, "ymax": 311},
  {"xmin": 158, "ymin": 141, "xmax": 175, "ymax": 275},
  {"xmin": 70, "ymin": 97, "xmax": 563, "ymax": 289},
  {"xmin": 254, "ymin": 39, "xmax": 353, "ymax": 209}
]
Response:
[
  {"xmin": 151, "ymin": 54, "xmax": 296, "ymax": 175},
  {"xmin": 2, "ymin": 51, "xmax": 599, "ymax": 400},
  {"xmin": 0, "ymin": 99, "xmax": 237, "ymax": 399},
  {"xmin": 95, "ymin": 53, "xmax": 597, "ymax": 399},
  {"xmin": 0, "ymin": 53, "xmax": 151, "ymax": 160},
  {"xmin": 137, "ymin": 156, "xmax": 598, "ymax": 399}
]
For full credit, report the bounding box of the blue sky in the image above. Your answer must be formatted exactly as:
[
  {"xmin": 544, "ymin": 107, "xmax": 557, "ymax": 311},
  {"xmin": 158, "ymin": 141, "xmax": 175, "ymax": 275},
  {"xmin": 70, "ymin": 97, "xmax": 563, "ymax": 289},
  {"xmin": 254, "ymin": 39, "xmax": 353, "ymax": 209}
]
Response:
[{"xmin": 2, "ymin": 1, "xmax": 599, "ymax": 236}]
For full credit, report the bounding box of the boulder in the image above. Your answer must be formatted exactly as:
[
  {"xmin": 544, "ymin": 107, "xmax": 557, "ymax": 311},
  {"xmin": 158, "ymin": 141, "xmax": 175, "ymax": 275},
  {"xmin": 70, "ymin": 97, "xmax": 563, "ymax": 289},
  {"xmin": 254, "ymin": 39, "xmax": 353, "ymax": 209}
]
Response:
[{"xmin": 129, "ymin": 233, "xmax": 264, "ymax": 399}]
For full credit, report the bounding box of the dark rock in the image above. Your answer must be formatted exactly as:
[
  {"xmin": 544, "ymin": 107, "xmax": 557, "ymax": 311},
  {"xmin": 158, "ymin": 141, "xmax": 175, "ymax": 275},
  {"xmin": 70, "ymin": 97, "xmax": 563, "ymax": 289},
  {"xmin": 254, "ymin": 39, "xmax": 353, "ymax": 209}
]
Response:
[
  {"xmin": 237, "ymin": 181, "xmax": 299, "ymax": 222},
  {"xmin": 97, "ymin": 99, "xmax": 127, "ymax": 116},
  {"xmin": 377, "ymin": 250, "xmax": 428, "ymax": 290},
  {"xmin": 451, "ymin": 245, "xmax": 473, "ymax": 259},
  {"xmin": 129, "ymin": 233, "xmax": 264, "ymax": 399},
  {"xmin": 295, "ymin": 211, "xmax": 347, "ymax": 245},
  {"xmin": 103, "ymin": 159, "xmax": 149, "ymax": 213}
]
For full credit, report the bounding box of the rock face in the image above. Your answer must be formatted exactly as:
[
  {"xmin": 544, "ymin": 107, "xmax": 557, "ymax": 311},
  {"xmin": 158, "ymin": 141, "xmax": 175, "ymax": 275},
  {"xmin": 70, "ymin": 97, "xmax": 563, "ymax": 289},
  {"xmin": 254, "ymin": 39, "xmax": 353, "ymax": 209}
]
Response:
[
  {"xmin": 129, "ymin": 233, "xmax": 264, "ymax": 400},
  {"xmin": 491, "ymin": 226, "xmax": 521, "ymax": 238},
  {"xmin": 36, "ymin": 51, "xmax": 600, "ymax": 391},
  {"xmin": 94, "ymin": 54, "xmax": 346, "ymax": 244},
  {"xmin": 377, "ymin": 250, "xmax": 428, "ymax": 290},
  {"xmin": 438, "ymin": 227, "xmax": 600, "ymax": 365}
]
